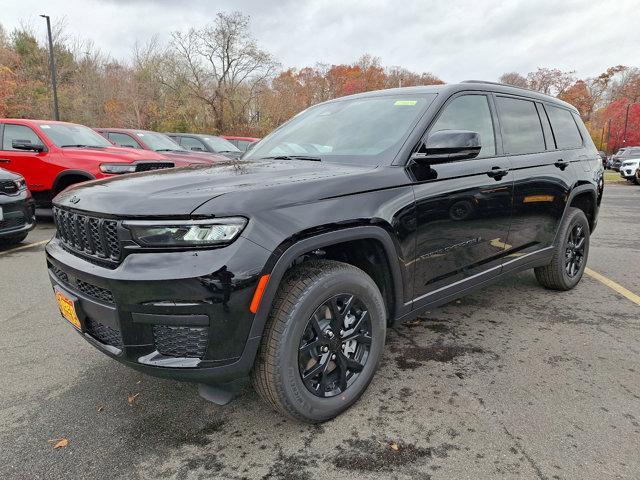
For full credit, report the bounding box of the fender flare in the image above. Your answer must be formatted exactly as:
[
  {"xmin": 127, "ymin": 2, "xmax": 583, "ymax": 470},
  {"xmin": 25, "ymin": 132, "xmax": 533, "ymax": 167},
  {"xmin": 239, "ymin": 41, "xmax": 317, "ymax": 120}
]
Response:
[
  {"xmin": 554, "ymin": 183, "xmax": 598, "ymax": 243},
  {"xmin": 52, "ymin": 170, "xmax": 95, "ymax": 195},
  {"xmin": 247, "ymin": 225, "xmax": 407, "ymax": 340}
]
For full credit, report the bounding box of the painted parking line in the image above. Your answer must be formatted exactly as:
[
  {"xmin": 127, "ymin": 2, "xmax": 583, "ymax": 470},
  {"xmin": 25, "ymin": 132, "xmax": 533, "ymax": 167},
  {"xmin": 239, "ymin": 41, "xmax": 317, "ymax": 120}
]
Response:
[
  {"xmin": 0, "ymin": 239, "xmax": 50, "ymax": 257},
  {"xmin": 585, "ymin": 267, "xmax": 640, "ymax": 306}
]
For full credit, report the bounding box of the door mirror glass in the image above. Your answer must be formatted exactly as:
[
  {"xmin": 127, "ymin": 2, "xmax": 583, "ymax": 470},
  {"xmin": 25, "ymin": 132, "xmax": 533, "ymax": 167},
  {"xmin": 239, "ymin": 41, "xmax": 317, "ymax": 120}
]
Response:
[
  {"xmin": 11, "ymin": 139, "xmax": 45, "ymax": 152},
  {"xmin": 412, "ymin": 130, "xmax": 481, "ymax": 163}
]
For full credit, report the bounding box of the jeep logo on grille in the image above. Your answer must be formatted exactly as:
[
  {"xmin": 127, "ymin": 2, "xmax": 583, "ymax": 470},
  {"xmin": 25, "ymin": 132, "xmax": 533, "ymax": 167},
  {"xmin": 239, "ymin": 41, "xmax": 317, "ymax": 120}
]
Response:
[{"xmin": 70, "ymin": 195, "xmax": 80, "ymax": 204}]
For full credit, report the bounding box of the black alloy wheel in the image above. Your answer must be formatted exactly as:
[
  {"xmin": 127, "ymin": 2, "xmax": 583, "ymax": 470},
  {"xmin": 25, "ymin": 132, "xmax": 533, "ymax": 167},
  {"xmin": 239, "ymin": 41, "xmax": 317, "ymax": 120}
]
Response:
[
  {"xmin": 565, "ymin": 223, "xmax": 586, "ymax": 278},
  {"xmin": 298, "ymin": 294, "xmax": 372, "ymax": 398}
]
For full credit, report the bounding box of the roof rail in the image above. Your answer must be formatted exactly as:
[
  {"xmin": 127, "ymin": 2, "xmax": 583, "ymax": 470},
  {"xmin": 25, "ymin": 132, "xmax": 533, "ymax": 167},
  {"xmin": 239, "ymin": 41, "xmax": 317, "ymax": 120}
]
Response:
[{"xmin": 461, "ymin": 79, "xmax": 560, "ymax": 99}]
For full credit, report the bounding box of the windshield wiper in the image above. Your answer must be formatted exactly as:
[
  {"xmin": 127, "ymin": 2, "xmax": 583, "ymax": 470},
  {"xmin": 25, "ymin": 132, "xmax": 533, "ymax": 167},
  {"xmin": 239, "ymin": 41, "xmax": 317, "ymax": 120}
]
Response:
[
  {"xmin": 259, "ymin": 155, "xmax": 322, "ymax": 162},
  {"xmin": 60, "ymin": 144, "xmax": 105, "ymax": 149}
]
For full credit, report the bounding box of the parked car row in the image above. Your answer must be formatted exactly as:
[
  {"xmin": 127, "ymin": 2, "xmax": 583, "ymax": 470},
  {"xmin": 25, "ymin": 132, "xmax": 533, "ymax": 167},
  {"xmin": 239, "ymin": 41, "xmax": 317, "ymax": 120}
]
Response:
[{"xmin": 0, "ymin": 117, "xmax": 261, "ymax": 245}]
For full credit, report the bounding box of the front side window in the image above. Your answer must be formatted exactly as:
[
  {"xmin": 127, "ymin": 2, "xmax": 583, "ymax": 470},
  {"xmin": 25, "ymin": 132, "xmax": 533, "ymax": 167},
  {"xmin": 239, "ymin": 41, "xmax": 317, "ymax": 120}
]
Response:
[
  {"xmin": 202, "ymin": 136, "xmax": 241, "ymax": 153},
  {"xmin": 136, "ymin": 132, "xmax": 183, "ymax": 152},
  {"xmin": 41, "ymin": 123, "xmax": 112, "ymax": 148},
  {"xmin": 108, "ymin": 132, "xmax": 141, "ymax": 149},
  {"xmin": 497, "ymin": 97, "xmax": 545, "ymax": 155},
  {"xmin": 180, "ymin": 137, "xmax": 207, "ymax": 152},
  {"xmin": 429, "ymin": 94, "xmax": 496, "ymax": 158},
  {"xmin": 545, "ymin": 105, "xmax": 583, "ymax": 149},
  {"xmin": 2, "ymin": 124, "xmax": 45, "ymax": 151},
  {"xmin": 245, "ymin": 94, "xmax": 437, "ymax": 164}
]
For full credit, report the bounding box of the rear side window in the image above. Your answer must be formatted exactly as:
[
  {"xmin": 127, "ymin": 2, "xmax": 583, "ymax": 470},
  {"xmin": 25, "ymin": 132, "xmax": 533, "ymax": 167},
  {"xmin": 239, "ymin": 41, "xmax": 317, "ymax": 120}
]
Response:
[
  {"xmin": 430, "ymin": 94, "xmax": 496, "ymax": 158},
  {"xmin": 2, "ymin": 124, "xmax": 45, "ymax": 151},
  {"xmin": 496, "ymin": 97, "xmax": 545, "ymax": 155},
  {"xmin": 546, "ymin": 105, "xmax": 583, "ymax": 149},
  {"xmin": 108, "ymin": 132, "xmax": 141, "ymax": 149}
]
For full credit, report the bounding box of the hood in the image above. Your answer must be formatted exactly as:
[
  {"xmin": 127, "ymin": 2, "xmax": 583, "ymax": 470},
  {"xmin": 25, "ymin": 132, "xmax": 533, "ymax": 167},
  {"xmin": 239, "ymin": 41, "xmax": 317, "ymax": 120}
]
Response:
[
  {"xmin": 0, "ymin": 167, "xmax": 22, "ymax": 181},
  {"xmin": 60, "ymin": 146, "xmax": 169, "ymax": 163},
  {"xmin": 53, "ymin": 159, "xmax": 379, "ymax": 217},
  {"xmin": 161, "ymin": 151, "xmax": 226, "ymax": 165}
]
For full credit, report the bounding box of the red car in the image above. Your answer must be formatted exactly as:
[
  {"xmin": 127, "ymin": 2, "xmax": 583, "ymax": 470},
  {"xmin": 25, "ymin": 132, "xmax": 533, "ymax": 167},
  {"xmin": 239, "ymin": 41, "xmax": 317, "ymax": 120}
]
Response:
[
  {"xmin": 0, "ymin": 119, "xmax": 196, "ymax": 207},
  {"xmin": 95, "ymin": 128, "xmax": 225, "ymax": 164},
  {"xmin": 222, "ymin": 135, "xmax": 260, "ymax": 152}
]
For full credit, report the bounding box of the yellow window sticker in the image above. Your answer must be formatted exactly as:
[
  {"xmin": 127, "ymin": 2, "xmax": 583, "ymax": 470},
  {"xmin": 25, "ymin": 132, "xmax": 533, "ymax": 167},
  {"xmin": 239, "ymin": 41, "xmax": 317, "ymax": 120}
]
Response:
[{"xmin": 394, "ymin": 100, "xmax": 417, "ymax": 106}]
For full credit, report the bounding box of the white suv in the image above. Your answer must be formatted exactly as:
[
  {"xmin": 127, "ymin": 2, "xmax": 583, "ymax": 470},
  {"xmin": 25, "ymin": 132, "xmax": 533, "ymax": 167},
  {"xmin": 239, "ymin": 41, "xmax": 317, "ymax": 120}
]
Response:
[{"xmin": 619, "ymin": 147, "xmax": 640, "ymax": 183}]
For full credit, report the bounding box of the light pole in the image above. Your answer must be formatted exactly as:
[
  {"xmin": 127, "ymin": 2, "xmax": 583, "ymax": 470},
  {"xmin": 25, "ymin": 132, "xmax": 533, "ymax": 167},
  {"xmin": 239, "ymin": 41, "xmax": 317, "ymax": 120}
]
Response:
[
  {"xmin": 622, "ymin": 103, "xmax": 630, "ymax": 146},
  {"xmin": 40, "ymin": 14, "xmax": 59, "ymax": 120}
]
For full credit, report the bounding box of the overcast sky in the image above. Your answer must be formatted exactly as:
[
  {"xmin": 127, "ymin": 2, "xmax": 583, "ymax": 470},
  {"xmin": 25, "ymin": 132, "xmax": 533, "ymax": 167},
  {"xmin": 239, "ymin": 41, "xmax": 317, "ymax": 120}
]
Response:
[{"xmin": 2, "ymin": 0, "xmax": 639, "ymax": 82}]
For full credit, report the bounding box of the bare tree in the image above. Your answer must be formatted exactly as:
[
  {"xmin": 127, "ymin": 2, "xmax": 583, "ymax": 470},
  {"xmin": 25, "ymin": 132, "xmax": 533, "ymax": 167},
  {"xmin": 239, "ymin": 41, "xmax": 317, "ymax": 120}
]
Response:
[
  {"xmin": 167, "ymin": 11, "xmax": 279, "ymax": 133},
  {"xmin": 499, "ymin": 72, "xmax": 528, "ymax": 88}
]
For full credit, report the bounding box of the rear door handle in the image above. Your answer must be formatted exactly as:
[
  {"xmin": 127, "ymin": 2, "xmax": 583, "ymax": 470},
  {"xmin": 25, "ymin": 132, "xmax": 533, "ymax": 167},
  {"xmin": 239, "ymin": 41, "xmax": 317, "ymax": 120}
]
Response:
[
  {"xmin": 0, "ymin": 158, "xmax": 10, "ymax": 164},
  {"xmin": 486, "ymin": 166, "xmax": 508, "ymax": 179},
  {"xmin": 554, "ymin": 159, "xmax": 570, "ymax": 170}
]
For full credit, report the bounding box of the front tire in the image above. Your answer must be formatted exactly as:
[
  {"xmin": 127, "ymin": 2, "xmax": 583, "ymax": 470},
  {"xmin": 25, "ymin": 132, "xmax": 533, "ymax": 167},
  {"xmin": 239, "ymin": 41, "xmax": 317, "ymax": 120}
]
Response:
[
  {"xmin": 534, "ymin": 207, "xmax": 590, "ymax": 291},
  {"xmin": 252, "ymin": 260, "xmax": 386, "ymax": 423}
]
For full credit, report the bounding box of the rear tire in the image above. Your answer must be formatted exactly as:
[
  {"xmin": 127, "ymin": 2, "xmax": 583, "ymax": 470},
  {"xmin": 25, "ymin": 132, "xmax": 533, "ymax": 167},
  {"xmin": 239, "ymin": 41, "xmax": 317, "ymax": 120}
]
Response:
[
  {"xmin": 534, "ymin": 207, "xmax": 589, "ymax": 291},
  {"xmin": 252, "ymin": 260, "xmax": 386, "ymax": 423},
  {"xmin": 0, "ymin": 232, "xmax": 28, "ymax": 246}
]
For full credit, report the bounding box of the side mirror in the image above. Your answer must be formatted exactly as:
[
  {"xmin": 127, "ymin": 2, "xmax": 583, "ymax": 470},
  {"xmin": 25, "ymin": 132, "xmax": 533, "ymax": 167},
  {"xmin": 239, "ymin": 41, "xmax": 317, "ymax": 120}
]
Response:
[
  {"xmin": 190, "ymin": 146, "xmax": 205, "ymax": 152},
  {"xmin": 12, "ymin": 139, "xmax": 45, "ymax": 152},
  {"xmin": 411, "ymin": 130, "xmax": 481, "ymax": 163}
]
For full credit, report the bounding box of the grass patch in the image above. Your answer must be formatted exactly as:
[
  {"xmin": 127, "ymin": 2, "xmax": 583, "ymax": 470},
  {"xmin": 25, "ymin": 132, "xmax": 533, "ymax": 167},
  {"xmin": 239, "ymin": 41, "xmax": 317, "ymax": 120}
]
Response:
[{"xmin": 604, "ymin": 170, "xmax": 628, "ymax": 184}]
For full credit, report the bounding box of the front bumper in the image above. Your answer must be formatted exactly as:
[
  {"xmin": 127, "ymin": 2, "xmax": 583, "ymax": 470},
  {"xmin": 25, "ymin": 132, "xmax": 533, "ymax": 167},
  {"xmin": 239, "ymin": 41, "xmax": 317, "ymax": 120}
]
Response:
[
  {"xmin": 46, "ymin": 235, "xmax": 271, "ymax": 384},
  {"xmin": 0, "ymin": 191, "xmax": 36, "ymax": 238},
  {"xmin": 620, "ymin": 167, "xmax": 638, "ymax": 179}
]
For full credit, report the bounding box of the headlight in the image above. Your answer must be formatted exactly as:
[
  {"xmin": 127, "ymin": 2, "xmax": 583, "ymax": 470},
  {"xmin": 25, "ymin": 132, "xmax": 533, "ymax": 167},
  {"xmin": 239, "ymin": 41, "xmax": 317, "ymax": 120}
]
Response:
[
  {"xmin": 100, "ymin": 163, "xmax": 137, "ymax": 174},
  {"xmin": 124, "ymin": 218, "xmax": 247, "ymax": 247},
  {"xmin": 13, "ymin": 177, "xmax": 27, "ymax": 191}
]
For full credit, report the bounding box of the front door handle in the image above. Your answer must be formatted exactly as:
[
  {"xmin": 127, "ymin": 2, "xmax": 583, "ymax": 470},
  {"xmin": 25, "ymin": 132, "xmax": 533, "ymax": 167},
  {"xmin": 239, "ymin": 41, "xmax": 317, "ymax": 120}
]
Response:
[
  {"xmin": 486, "ymin": 166, "xmax": 508, "ymax": 180},
  {"xmin": 0, "ymin": 158, "xmax": 10, "ymax": 164},
  {"xmin": 554, "ymin": 159, "xmax": 570, "ymax": 170}
]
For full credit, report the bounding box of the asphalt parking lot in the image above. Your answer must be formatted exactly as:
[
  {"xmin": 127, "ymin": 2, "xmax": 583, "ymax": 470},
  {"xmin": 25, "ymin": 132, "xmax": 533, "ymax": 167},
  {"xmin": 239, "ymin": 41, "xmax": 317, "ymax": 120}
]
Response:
[{"xmin": 1, "ymin": 184, "xmax": 639, "ymax": 480}]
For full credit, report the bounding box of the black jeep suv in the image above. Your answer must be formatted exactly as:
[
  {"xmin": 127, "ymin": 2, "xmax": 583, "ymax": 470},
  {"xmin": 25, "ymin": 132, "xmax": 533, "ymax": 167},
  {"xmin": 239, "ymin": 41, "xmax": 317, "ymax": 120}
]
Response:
[{"xmin": 46, "ymin": 82, "xmax": 604, "ymax": 422}]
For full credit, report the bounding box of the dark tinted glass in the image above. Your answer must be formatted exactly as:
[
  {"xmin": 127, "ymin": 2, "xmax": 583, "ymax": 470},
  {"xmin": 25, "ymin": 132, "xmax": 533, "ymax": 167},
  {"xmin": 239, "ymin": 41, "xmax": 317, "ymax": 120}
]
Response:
[
  {"xmin": 546, "ymin": 105, "xmax": 583, "ymax": 149},
  {"xmin": 497, "ymin": 97, "xmax": 545, "ymax": 155},
  {"xmin": 430, "ymin": 94, "xmax": 496, "ymax": 158}
]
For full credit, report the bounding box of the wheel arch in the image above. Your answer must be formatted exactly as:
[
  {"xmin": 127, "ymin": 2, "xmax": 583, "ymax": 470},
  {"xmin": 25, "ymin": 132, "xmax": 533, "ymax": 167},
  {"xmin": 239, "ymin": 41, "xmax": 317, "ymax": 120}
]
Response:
[
  {"xmin": 52, "ymin": 170, "xmax": 95, "ymax": 196},
  {"xmin": 248, "ymin": 226, "xmax": 407, "ymax": 341},
  {"xmin": 566, "ymin": 185, "xmax": 597, "ymax": 232}
]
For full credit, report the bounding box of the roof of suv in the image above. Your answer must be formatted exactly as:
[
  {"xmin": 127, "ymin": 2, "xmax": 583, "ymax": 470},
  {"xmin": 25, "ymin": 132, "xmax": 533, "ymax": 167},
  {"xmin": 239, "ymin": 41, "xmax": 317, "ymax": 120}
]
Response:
[{"xmin": 321, "ymin": 82, "xmax": 579, "ymax": 113}]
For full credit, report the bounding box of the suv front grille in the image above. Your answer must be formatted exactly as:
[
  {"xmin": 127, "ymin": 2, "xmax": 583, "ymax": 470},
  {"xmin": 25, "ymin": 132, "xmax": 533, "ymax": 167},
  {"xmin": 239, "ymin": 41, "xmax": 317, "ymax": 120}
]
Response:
[
  {"xmin": 0, "ymin": 180, "xmax": 18, "ymax": 195},
  {"xmin": 86, "ymin": 318, "xmax": 123, "ymax": 349},
  {"xmin": 50, "ymin": 264, "xmax": 115, "ymax": 304},
  {"xmin": 135, "ymin": 162, "xmax": 174, "ymax": 172},
  {"xmin": 53, "ymin": 207, "xmax": 121, "ymax": 265},
  {"xmin": 153, "ymin": 325, "xmax": 209, "ymax": 359},
  {"xmin": 0, "ymin": 213, "xmax": 25, "ymax": 230}
]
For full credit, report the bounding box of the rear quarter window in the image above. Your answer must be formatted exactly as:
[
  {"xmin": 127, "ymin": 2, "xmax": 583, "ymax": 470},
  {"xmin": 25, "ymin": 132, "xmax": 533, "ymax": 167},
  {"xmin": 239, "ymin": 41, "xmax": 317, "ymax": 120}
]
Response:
[{"xmin": 545, "ymin": 105, "xmax": 583, "ymax": 149}]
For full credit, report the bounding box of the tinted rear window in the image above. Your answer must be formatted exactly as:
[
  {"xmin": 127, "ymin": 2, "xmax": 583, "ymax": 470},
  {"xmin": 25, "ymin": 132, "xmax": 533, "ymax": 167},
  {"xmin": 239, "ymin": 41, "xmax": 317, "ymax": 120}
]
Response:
[
  {"xmin": 496, "ymin": 97, "xmax": 545, "ymax": 155},
  {"xmin": 546, "ymin": 105, "xmax": 583, "ymax": 149}
]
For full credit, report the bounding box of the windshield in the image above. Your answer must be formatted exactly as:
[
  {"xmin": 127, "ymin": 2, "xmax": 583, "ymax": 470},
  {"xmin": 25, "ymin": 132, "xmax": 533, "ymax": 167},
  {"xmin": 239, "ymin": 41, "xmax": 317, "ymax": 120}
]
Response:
[
  {"xmin": 40, "ymin": 123, "xmax": 112, "ymax": 148},
  {"xmin": 202, "ymin": 136, "xmax": 241, "ymax": 153},
  {"xmin": 137, "ymin": 131, "xmax": 184, "ymax": 151},
  {"xmin": 621, "ymin": 147, "xmax": 640, "ymax": 157},
  {"xmin": 245, "ymin": 94, "xmax": 436, "ymax": 164}
]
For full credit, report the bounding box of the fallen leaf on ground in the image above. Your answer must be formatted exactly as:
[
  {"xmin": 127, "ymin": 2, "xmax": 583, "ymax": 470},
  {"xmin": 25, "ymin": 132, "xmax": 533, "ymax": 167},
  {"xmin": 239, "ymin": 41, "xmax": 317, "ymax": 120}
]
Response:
[
  {"xmin": 127, "ymin": 393, "xmax": 140, "ymax": 405},
  {"xmin": 48, "ymin": 438, "xmax": 70, "ymax": 449},
  {"xmin": 389, "ymin": 442, "xmax": 399, "ymax": 451},
  {"xmin": 405, "ymin": 319, "xmax": 422, "ymax": 327}
]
